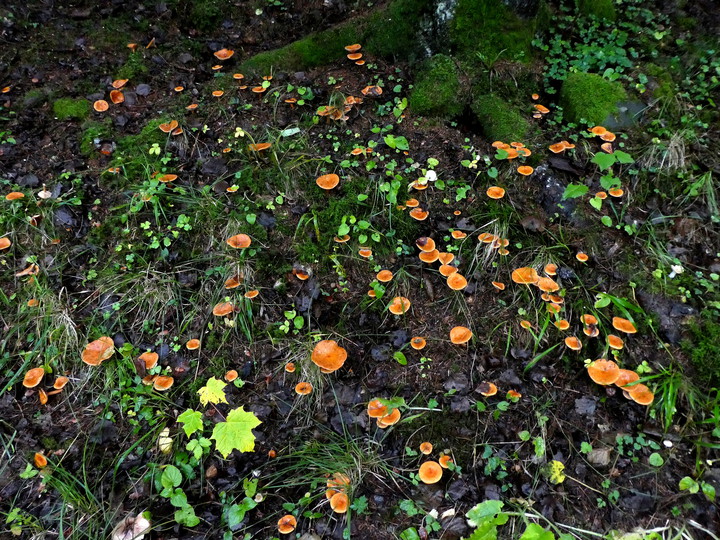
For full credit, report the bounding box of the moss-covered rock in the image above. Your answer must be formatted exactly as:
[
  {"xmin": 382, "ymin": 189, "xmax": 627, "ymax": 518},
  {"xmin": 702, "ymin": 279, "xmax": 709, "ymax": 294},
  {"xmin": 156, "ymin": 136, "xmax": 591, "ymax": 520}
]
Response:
[
  {"xmin": 451, "ymin": 0, "xmax": 536, "ymax": 62},
  {"xmin": 683, "ymin": 311, "xmax": 720, "ymax": 387},
  {"xmin": 409, "ymin": 54, "xmax": 465, "ymax": 118},
  {"xmin": 52, "ymin": 98, "xmax": 91, "ymax": 120},
  {"xmin": 559, "ymin": 73, "xmax": 626, "ymax": 125},
  {"xmin": 470, "ymin": 94, "xmax": 531, "ymax": 142},
  {"xmin": 576, "ymin": 0, "xmax": 616, "ymax": 20},
  {"xmin": 363, "ymin": 0, "xmax": 429, "ymax": 60},
  {"xmin": 116, "ymin": 53, "xmax": 149, "ymax": 81}
]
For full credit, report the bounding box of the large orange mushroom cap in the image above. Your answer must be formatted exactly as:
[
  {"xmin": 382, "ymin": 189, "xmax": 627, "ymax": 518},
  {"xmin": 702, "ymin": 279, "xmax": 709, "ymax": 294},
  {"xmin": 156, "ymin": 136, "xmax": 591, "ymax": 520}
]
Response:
[
  {"xmin": 0, "ymin": 237, "xmax": 11, "ymax": 250},
  {"xmin": 23, "ymin": 367, "xmax": 45, "ymax": 388},
  {"xmin": 418, "ymin": 461, "xmax": 443, "ymax": 484},
  {"xmin": 415, "ymin": 236, "xmax": 436, "ymax": 253},
  {"xmin": 587, "ymin": 358, "xmax": 620, "ymax": 385},
  {"xmin": 517, "ymin": 166, "xmax": 534, "ymax": 176},
  {"xmin": 248, "ymin": 142, "xmax": 272, "ymax": 151},
  {"xmin": 419, "ymin": 249, "xmax": 440, "ymax": 264},
  {"xmin": 511, "ymin": 267, "xmax": 539, "ymax": 285},
  {"xmin": 213, "ymin": 302, "xmax": 235, "ymax": 316},
  {"xmin": 82, "ymin": 336, "xmax": 115, "ymax": 366},
  {"xmin": 316, "ymin": 173, "xmax": 340, "ymax": 190},
  {"xmin": 6, "ymin": 192, "xmax": 24, "ymax": 200},
  {"xmin": 367, "ymin": 399, "xmax": 388, "ymax": 418},
  {"xmin": 388, "ymin": 296, "xmax": 411, "ymax": 315},
  {"xmin": 330, "ymin": 492, "xmax": 350, "ymax": 513},
  {"xmin": 93, "ymin": 100, "xmax": 109, "ymax": 112},
  {"xmin": 614, "ymin": 369, "xmax": 639, "ymax": 388},
  {"xmin": 612, "ymin": 316, "xmax": 637, "ymax": 334},
  {"xmin": 226, "ymin": 234, "xmax": 252, "ymax": 248},
  {"xmin": 449, "ymin": 326, "xmax": 472, "ymax": 344},
  {"xmin": 564, "ymin": 336, "xmax": 582, "ymax": 351},
  {"xmin": 447, "ymin": 273, "xmax": 468, "ymax": 291},
  {"xmin": 153, "ymin": 375, "xmax": 174, "ymax": 391},
  {"xmin": 214, "ymin": 48, "xmax": 235, "ymax": 60},
  {"xmin": 536, "ymin": 277, "xmax": 559, "ymax": 292},
  {"xmin": 376, "ymin": 270, "xmax": 394, "ymax": 282},
  {"xmin": 486, "ymin": 186, "xmax": 506, "ymax": 199},
  {"xmin": 628, "ymin": 383, "xmax": 654, "ymax": 405},
  {"xmin": 378, "ymin": 408, "xmax": 401, "ymax": 426},
  {"xmin": 139, "ymin": 351, "xmax": 159, "ymax": 369},
  {"xmin": 277, "ymin": 515, "xmax": 297, "ymax": 534},
  {"xmin": 311, "ymin": 340, "xmax": 347, "ymax": 373},
  {"xmin": 607, "ymin": 334, "xmax": 624, "ymax": 350}
]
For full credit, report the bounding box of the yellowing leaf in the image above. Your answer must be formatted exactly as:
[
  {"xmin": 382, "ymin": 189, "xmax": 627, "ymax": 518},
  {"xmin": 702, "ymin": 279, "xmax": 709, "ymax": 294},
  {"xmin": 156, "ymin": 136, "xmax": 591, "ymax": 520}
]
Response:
[
  {"xmin": 211, "ymin": 407, "xmax": 261, "ymax": 458},
  {"xmin": 546, "ymin": 460, "xmax": 566, "ymax": 484},
  {"xmin": 198, "ymin": 377, "xmax": 228, "ymax": 406},
  {"xmin": 157, "ymin": 427, "xmax": 173, "ymax": 454}
]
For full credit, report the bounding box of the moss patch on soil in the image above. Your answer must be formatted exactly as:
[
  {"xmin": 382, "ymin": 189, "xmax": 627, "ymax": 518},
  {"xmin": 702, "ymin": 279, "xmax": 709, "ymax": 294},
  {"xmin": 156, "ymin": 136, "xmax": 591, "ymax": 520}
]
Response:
[
  {"xmin": 559, "ymin": 72, "xmax": 627, "ymax": 125},
  {"xmin": 576, "ymin": 0, "xmax": 616, "ymax": 20},
  {"xmin": 683, "ymin": 311, "xmax": 720, "ymax": 387},
  {"xmin": 409, "ymin": 54, "xmax": 464, "ymax": 118},
  {"xmin": 470, "ymin": 93, "xmax": 532, "ymax": 142},
  {"xmin": 52, "ymin": 97, "xmax": 91, "ymax": 120}
]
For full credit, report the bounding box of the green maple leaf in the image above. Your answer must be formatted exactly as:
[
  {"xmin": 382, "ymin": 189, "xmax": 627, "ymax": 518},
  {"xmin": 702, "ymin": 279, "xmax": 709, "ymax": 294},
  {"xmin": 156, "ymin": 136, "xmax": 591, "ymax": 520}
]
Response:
[
  {"xmin": 211, "ymin": 407, "xmax": 262, "ymax": 458},
  {"xmin": 177, "ymin": 409, "xmax": 203, "ymax": 437},
  {"xmin": 198, "ymin": 377, "xmax": 228, "ymax": 406}
]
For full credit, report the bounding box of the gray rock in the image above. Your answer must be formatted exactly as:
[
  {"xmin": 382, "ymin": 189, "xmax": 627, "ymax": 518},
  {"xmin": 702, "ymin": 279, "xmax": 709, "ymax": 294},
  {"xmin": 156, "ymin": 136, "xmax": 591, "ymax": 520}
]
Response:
[
  {"xmin": 135, "ymin": 84, "xmax": 151, "ymax": 96},
  {"xmin": 587, "ymin": 447, "xmax": 612, "ymax": 467},
  {"xmin": 444, "ymin": 373, "xmax": 469, "ymax": 394},
  {"xmin": 575, "ymin": 396, "xmax": 598, "ymax": 416},
  {"xmin": 18, "ymin": 174, "xmax": 39, "ymax": 187}
]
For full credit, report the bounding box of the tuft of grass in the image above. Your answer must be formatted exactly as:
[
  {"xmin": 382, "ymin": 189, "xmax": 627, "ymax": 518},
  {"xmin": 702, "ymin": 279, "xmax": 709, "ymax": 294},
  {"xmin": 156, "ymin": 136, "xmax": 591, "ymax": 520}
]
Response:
[{"xmin": 559, "ymin": 72, "xmax": 627, "ymax": 125}]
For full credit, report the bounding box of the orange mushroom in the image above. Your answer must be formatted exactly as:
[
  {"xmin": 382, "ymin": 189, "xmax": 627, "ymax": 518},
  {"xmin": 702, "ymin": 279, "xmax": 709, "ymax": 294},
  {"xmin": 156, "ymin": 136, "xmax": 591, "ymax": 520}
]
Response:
[
  {"xmin": 53, "ymin": 376, "xmax": 69, "ymax": 390},
  {"xmin": 367, "ymin": 399, "xmax": 388, "ymax": 418},
  {"xmin": 449, "ymin": 326, "xmax": 472, "ymax": 345},
  {"xmin": 418, "ymin": 461, "xmax": 443, "ymax": 484},
  {"xmin": 285, "ymin": 362, "xmax": 296, "ymax": 373},
  {"xmin": 358, "ymin": 248, "xmax": 373, "ymax": 258},
  {"xmin": 409, "ymin": 208, "xmax": 429, "ymax": 221},
  {"xmin": 244, "ymin": 290, "xmax": 259, "ymax": 299},
  {"xmin": 511, "ymin": 267, "xmax": 539, "ymax": 285},
  {"xmin": 186, "ymin": 338, "xmax": 201, "ymax": 350},
  {"xmin": 212, "ymin": 302, "xmax": 235, "ymax": 317},
  {"xmin": 5, "ymin": 192, "xmax": 24, "ymax": 200},
  {"xmin": 109, "ymin": 90, "xmax": 124, "ymax": 104},
  {"xmin": 492, "ymin": 281, "xmax": 505, "ymax": 291},
  {"xmin": 344, "ymin": 44, "xmax": 362, "ymax": 52},
  {"xmin": 225, "ymin": 370, "xmax": 239, "ymax": 382},
  {"xmin": 277, "ymin": 515, "xmax": 297, "ymax": 534},
  {"xmin": 139, "ymin": 351, "xmax": 159, "ymax": 370},
  {"xmin": 376, "ymin": 270, "xmax": 393, "ymax": 282},
  {"xmin": 447, "ymin": 273, "xmax": 468, "ymax": 291},
  {"xmin": 388, "ymin": 296, "xmax": 411, "ymax": 315},
  {"xmin": 576, "ymin": 252, "xmax": 589, "ymax": 263},
  {"xmin": 34, "ymin": 452, "xmax": 48, "ymax": 468},
  {"xmin": 330, "ymin": 492, "xmax": 349, "ymax": 513},
  {"xmin": 478, "ymin": 381, "xmax": 498, "ymax": 397},
  {"xmin": 607, "ymin": 334, "xmax": 624, "ymax": 350},
  {"xmin": 378, "ymin": 408, "xmax": 401, "ymax": 426},
  {"xmin": 564, "ymin": 336, "xmax": 582, "ymax": 351},
  {"xmin": 587, "ymin": 358, "xmax": 620, "ymax": 385},
  {"xmin": 311, "ymin": 340, "xmax": 347, "ymax": 373},
  {"xmin": 0, "ymin": 237, "xmax": 12, "ymax": 250},
  {"xmin": 153, "ymin": 375, "xmax": 174, "ymax": 391},
  {"xmin": 93, "ymin": 100, "xmax": 109, "ymax": 112},
  {"xmin": 554, "ymin": 319, "xmax": 570, "ymax": 331},
  {"xmin": 612, "ymin": 317, "xmax": 637, "ymax": 334},
  {"xmin": 628, "ymin": 384, "xmax": 654, "ymax": 405},
  {"xmin": 226, "ymin": 234, "xmax": 252, "ymax": 248},
  {"xmin": 248, "ymin": 142, "xmax": 272, "ymax": 151},
  {"xmin": 486, "ymin": 186, "xmax": 506, "ymax": 199},
  {"xmin": 517, "ymin": 166, "xmax": 534, "ymax": 176},
  {"xmin": 82, "ymin": 336, "xmax": 115, "ymax": 366},
  {"xmin": 438, "ymin": 455, "xmax": 453, "ymax": 468},
  {"xmin": 224, "ymin": 275, "xmax": 242, "ymax": 289},
  {"xmin": 416, "ymin": 237, "xmax": 436, "ymax": 252},
  {"xmin": 614, "ymin": 369, "xmax": 639, "ymax": 388},
  {"xmin": 419, "ymin": 442, "xmax": 433, "ymax": 455},
  {"xmin": 295, "ymin": 382, "xmax": 313, "ymax": 395},
  {"xmin": 214, "ymin": 48, "xmax": 235, "ymax": 60},
  {"xmin": 410, "ymin": 337, "xmax": 427, "ymax": 350},
  {"xmin": 439, "ymin": 264, "xmax": 458, "ymax": 276},
  {"xmin": 23, "ymin": 367, "xmax": 45, "ymax": 388},
  {"xmin": 316, "ymin": 173, "xmax": 340, "ymax": 190},
  {"xmin": 159, "ymin": 120, "xmax": 179, "ymax": 133}
]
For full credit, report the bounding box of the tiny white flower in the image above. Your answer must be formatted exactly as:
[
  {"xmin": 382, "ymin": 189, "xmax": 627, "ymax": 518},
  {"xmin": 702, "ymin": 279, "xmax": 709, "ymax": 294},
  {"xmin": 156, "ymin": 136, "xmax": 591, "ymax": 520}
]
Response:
[{"xmin": 425, "ymin": 170, "xmax": 437, "ymax": 182}]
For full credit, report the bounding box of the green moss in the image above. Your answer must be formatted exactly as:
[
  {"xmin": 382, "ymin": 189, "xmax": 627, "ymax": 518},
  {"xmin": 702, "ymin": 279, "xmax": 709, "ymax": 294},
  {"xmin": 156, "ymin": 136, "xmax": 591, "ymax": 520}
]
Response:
[
  {"xmin": 683, "ymin": 311, "xmax": 720, "ymax": 387},
  {"xmin": 644, "ymin": 63, "xmax": 676, "ymax": 100},
  {"xmin": 409, "ymin": 54, "xmax": 465, "ymax": 118},
  {"xmin": 576, "ymin": 0, "xmax": 616, "ymax": 20},
  {"xmin": 116, "ymin": 53, "xmax": 149, "ymax": 81},
  {"xmin": 184, "ymin": 0, "xmax": 224, "ymax": 31},
  {"xmin": 22, "ymin": 89, "xmax": 48, "ymax": 109},
  {"xmin": 363, "ymin": 0, "xmax": 428, "ymax": 60},
  {"xmin": 52, "ymin": 98, "xmax": 91, "ymax": 120},
  {"xmin": 470, "ymin": 94, "xmax": 531, "ymax": 142},
  {"xmin": 559, "ymin": 72, "xmax": 626, "ymax": 125},
  {"xmin": 80, "ymin": 120, "xmax": 113, "ymax": 156},
  {"xmin": 451, "ymin": 0, "xmax": 536, "ymax": 62}
]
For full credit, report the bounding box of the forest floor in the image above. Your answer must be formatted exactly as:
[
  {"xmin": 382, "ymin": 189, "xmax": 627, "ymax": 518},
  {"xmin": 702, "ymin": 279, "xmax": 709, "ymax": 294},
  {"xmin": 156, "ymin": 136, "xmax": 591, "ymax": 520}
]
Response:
[{"xmin": 1, "ymin": 1, "xmax": 719, "ymax": 539}]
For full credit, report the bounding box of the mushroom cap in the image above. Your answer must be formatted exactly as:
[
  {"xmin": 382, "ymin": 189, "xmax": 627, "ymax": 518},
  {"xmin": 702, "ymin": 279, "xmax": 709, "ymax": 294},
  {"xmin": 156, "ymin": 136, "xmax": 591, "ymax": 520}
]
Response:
[
  {"xmin": 517, "ymin": 166, "xmax": 534, "ymax": 176},
  {"xmin": 109, "ymin": 90, "xmax": 124, "ymax": 104},
  {"xmin": 213, "ymin": 48, "xmax": 234, "ymax": 60},
  {"xmin": 344, "ymin": 43, "xmax": 362, "ymax": 52},
  {"xmin": 93, "ymin": 100, "xmax": 109, "ymax": 112},
  {"xmin": 158, "ymin": 120, "xmax": 179, "ymax": 133},
  {"xmin": 225, "ymin": 370, "xmax": 239, "ymax": 382},
  {"xmin": 451, "ymin": 230, "xmax": 467, "ymax": 239},
  {"xmin": 285, "ymin": 362, "xmax": 296, "ymax": 373},
  {"xmin": 548, "ymin": 143, "xmax": 566, "ymax": 154},
  {"xmin": 419, "ymin": 442, "xmax": 433, "ymax": 455},
  {"xmin": 415, "ymin": 236, "xmax": 436, "ymax": 252},
  {"xmin": 316, "ymin": 173, "xmax": 340, "ymax": 190},
  {"xmin": 486, "ymin": 186, "xmax": 506, "ymax": 199},
  {"xmin": 544, "ymin": 263, "xmax": 558, "ymax": 276},
  {"xmin": 245, "ymin": 290, "xmax": 259, "ymax": 299},
  {"xmin": 186, "ymin": 338, "xmax": 201, "ymax": 350},
  {"xmin": 438, "ymin": 455, "xmax": 453, "ymax": 468},
  {"xmin": 536, "ymin": 277, "xmax": 559, "ymax": 292},
  {"xmin": 111, "ymin": 79, "xmax": 128, "ymax": 89},
  {"xmin": 410, "ymin": 337, "xmax": 427, "ymax": 350},
  {"xmin": 628, "ymin": 383, "xmax": 654, "ymax": 405},
  {"xmin": 388, "ymin": 296, "xmax": 411, "ymax": 315},
  {"xmin": 226, "ymin": 234, "xmax": 252, "ymax": 248},
  {"xmin": 478, "ymin": 381, "xmax": 498, "ymax": 397},
  {"xmin": 607, "ymin": 334, "xmax": 624, "ymax": 350},
  {"xmin": 34, "ymin": 452, "xmax": 48, "ymax": 468},
  {"xmin": 587, "ymin": 358, "xmax": 620, "ymax": 385},
  {"xmin": 554, "ymin": 319, "xmax": 570, "ymax": 331},
  {"xmin": 564, "ymin": 336, "xmax": 582, "ymax": 351},
  {"xmin": 409, "ymin": 207, "xmax": 429, "ymax": 221},
  {"xmin": 614, "ymin": 369, "xmax": 639, "ymax": 388},
  {"xmin": 439, "ymin": 264, "xmax": 458, "ymax": 277},
  {"xmin": 590, "ymin": 126, "xmax": 607, "ymax": 136},
  {"xmin": 139, "ymin": 351, "xmax": 159, "ymax": 369},
  {"xmin": 612, "ymin": 316, "xmax": 637, "ymax": 334},
  {"xmin": 248, "ymin": 142, "xmax": 272, "ymax": 151},
  {"xmin": 23, "ymin": 367, "xmax": 45, "ymax": 388},
  {"xmin": 449, "ymin": 326, "xmax": 472, "ymax": 344},
  {"xmin": 405, "ymin": 198, "xmax": 420, "ymax": 208},
  {"xmin": 212, "ymin": 302, "xmax": 235, "ymax": 316},
  {"xmin": 5, "ymin": 191, "xmax": 24, "ymax": 200},
  {"xmin": 418, "ymin": 461, "xmax": 443, "ymax": 484},
  {"xmin": 311, "ymin": 340, "xmax": 347, "ymax": 373},
  {"xmin": 277, "ymin": 515, "xmax": 297, "ymax": 534},
  {"xmin": 379, "ymin": 408, "xmax": 401, "ymax": 427},
  {"xmin": 153, "ymin": 375, "xmax": 174, "ymax": 391},
  {"xmin": 53, "ymin": 376, "xmax": 69, "ymax": 390},
  {"xmin": 419, "ymin": 249, "xmax": 440, "ymax": 263},
  {"xmin": 376, "ymin": 270, "xmax": 394, "ymax": 282},
  {"xmin": 347, "ymin": 52, "xmax": 363, "ymax": 61},
  {"xmin": 295, "ymin": 382, "xmax": 313, "ymax": 395},
  {"xmin": 0, "ymin": 237, "xmax": 12, "ymax": 250},
  {"xmin": 581, "ymin": 314, "xmax": 598, "ymax": 325},
  {"xmin": 511, "ymin": 267, "xmax": 539, "ymax": 285},
  {"xmin": 534, "ymin": 104, "xmax": 550, "ymax": 114},
  {"xmin": 330, "ymin": 492, "xmax": 350, "ymax": 513},
  {"xmin": 447, "ymin": 273, "xmax": 468, "ymax": 291},
  {"xmin": 358, "ymin": 247, "xmax": 373, "ymax": 258},
  {"xmin": 492, "ymin": 281, "xmax": 506, "ymax": 291},
  {"xmin": 576, "ymin": 252, "xmax": 589, "ymax": 262},
  {"xmin": 367, "ymin": 399, "xmax": 388, "ymax": 418},
  {"xmin": 82, "ymin": 336, "xmax": 115, "ymax": 366},
  {"xmin": 438, "ymin": 252, "xmax": 454, "ymax": 265}
]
